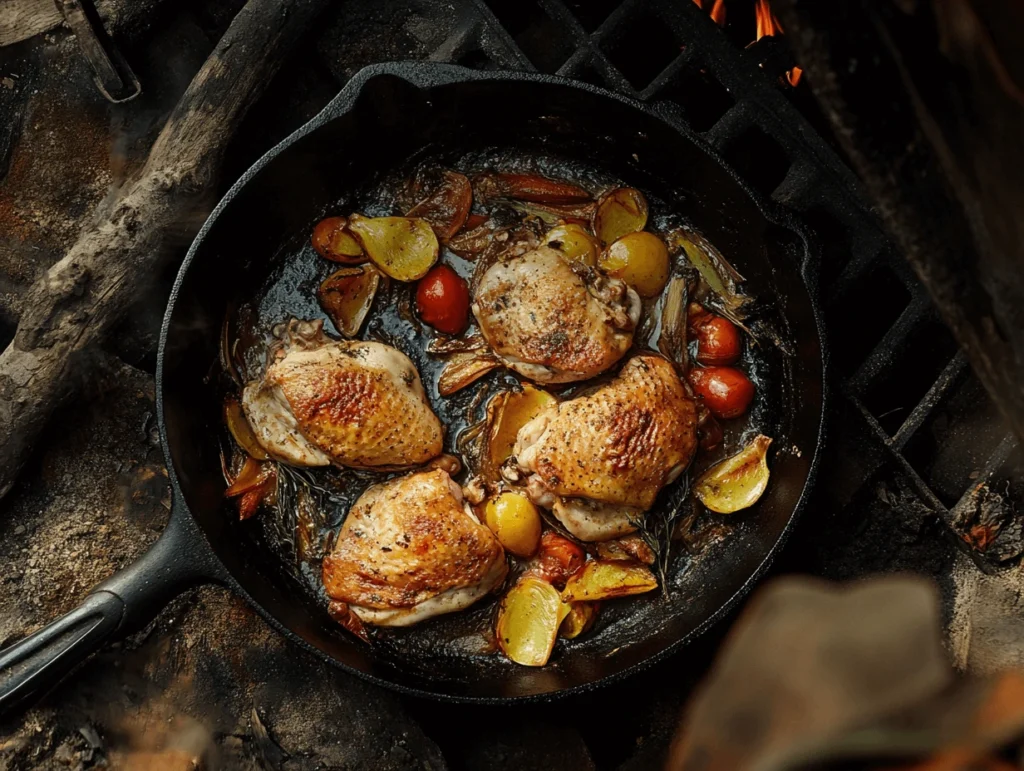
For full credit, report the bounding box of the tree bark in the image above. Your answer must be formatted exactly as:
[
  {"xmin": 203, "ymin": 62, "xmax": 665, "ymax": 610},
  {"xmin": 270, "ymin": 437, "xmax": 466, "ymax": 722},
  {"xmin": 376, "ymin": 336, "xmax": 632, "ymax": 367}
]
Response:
[{"xmin": 0, "ymin": 0, "xmax": 331, "ymax": 500}]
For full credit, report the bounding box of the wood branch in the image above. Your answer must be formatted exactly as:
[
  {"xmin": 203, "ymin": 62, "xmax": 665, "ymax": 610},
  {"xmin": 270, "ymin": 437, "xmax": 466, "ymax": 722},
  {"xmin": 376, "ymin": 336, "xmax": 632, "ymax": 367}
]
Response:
[
  {"xmin": 773, "ymin": 0, "xmax": 1024, "ymax": 447},
  {"xmin": 0, "ymin": 0, "xmax": 330, "ymax": 501},
  {"xmin": 0, "ymin": 0, "xmax": 167, "ymax": 47}
]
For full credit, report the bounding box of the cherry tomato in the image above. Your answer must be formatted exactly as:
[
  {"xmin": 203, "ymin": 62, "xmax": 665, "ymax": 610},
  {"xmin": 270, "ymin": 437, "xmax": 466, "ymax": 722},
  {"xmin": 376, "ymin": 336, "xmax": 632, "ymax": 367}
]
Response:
[
  {"xmin": 693, "ymin": 314, "xmax": 742, "ymax": 366},
  {"xmin": 415, "ymin": 264, "xmax": 470, "ymax": 335},
  {"xmin": 527, "ymin": 531, "xmax": 586, "ymax": 588},
  {"xmin": 311, "ymin": 216, "xmax": 364, "ymax": 263},
  {"xmin": 688, "ymin": 366, "xmax": 755, "ymax": 419}
]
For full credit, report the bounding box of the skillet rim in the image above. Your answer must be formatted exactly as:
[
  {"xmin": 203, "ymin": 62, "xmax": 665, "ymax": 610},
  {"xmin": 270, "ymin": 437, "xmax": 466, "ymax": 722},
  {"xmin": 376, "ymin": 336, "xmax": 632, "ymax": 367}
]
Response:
[{"xmin": 156, "ymin": 61, "xmax": 829, "ymax": 704}]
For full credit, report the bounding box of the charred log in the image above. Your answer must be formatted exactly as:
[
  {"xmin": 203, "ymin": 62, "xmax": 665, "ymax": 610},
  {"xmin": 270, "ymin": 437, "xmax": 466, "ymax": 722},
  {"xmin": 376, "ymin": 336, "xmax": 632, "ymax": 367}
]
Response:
[
  {"xmin": 0, "ymin": 0, "xmax": 331, "ymax": 501},
  {"xmin": 773, "ymin": 0, "xmax": 1024, "ymax": 446}
]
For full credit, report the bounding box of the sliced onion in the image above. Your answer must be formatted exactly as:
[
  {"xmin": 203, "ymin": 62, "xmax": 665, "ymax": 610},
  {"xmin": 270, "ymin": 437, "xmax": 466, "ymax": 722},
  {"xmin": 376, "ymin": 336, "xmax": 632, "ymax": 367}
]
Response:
[{"xmin": 224, "ymin": 396, "xmax": 268, "ymax": 460}]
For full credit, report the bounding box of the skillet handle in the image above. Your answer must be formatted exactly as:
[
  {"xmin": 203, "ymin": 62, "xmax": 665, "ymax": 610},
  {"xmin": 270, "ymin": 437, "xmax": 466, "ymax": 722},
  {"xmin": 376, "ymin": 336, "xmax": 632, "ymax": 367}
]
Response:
[{"xmin": 0, "ymin": 513, "xmax": 213, "ymax": 717}]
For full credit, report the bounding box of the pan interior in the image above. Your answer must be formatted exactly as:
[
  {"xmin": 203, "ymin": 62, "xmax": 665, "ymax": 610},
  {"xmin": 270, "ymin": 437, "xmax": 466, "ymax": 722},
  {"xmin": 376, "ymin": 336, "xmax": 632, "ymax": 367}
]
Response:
[{"xmin": 160, "ymin": 72, "xmax": 824, "ymax": 700}]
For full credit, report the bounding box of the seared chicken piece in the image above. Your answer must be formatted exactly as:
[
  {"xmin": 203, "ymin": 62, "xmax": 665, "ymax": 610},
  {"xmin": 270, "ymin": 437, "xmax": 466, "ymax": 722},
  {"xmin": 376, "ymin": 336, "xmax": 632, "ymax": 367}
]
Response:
[
  {"xmin": 242, "ymin": 319, "xmax": 442, "ymax": 469},
  {"xmin": 511, "ymin": 355, "xmax": 697, "ymax": 541},
  {"xmin": 473, "ymin": 245, "xmax": 641, "ymax": 384},
  {"xmin": 322, "ymin": 469, "xmax": 508, "ymax": 626}
]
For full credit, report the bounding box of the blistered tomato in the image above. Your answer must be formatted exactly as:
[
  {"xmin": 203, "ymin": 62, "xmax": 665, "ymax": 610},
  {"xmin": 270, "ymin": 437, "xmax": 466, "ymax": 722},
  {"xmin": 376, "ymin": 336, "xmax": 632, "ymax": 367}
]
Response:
[
  {"xmin": 311, "ymin": 216, "xmax": 363, "ymax": 263},
  {"xmin": 415, "ymin": 264, "xmax": 470, "ymax": 335},
  {"xmin": 688, "ymin": 366, "xmax": 755, "ymax": 419},
  {"xmin": 693, "ymin": 314, "xmax": 742, "ymax": 366},
  {"xmin": 528, "ymin": 531, "xmax": 586, "ymax": 587}
]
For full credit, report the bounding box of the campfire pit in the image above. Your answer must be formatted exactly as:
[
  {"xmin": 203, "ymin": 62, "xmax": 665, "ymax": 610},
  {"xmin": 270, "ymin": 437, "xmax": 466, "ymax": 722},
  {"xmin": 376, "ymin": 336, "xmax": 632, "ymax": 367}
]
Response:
[{"xmin": 1, "ymin": 0, "xmax": 1021, "ymax": 767}]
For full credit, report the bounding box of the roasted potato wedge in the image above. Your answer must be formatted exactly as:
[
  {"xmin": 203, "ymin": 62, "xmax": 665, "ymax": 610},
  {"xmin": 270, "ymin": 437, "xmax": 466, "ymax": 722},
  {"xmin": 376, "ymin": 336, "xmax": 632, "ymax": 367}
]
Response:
[
  {"xmin": 347, "ymin": 214, "xmax": 438, "ymax": 281},
  {"xmin": 694, "ymin": 434, "xmax": 772, "ymax": 513},
  {"xmin": 483, "ymin": 385, "xmax": 557, "ymax": 479},
  {"xmin": 593, "ymin": 187, "xmax": 648, "ymax": 244},
  {"xmin": 496, "ymin": 577, "xmax": 570, "ymax": 667},
  {"xmin": 559, "ymin": 602, "xmax": 599, "ymax": 639},
  {"xmin": 561, "ymin": 560, "xmax": 658, "ymax": 602}
]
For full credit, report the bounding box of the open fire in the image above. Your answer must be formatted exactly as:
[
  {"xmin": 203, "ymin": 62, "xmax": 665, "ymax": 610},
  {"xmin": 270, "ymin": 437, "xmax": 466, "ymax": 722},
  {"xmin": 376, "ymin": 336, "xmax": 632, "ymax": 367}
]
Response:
[{"xmin": 692, "ymin": 0, "xmax": 803, "ymax": 86}]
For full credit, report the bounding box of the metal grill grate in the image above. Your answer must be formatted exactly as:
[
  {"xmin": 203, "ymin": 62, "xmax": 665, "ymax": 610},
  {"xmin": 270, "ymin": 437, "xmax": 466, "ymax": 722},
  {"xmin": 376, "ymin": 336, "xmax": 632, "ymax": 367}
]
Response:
[{"xmin": 399, "ymin": 0, "xmax": 1021, "ymax": 561}]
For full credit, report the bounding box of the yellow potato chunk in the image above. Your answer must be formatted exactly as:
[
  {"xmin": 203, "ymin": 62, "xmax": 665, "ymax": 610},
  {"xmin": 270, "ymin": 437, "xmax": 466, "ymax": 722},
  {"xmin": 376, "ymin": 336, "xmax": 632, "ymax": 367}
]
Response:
[
  {"xmin": 561, "ymin": 560, "xmax": 658, "ymax": 602},
  {"xmin": 483, "ymin": 385, "xmax": 557, "ymax": 479},
  {"xmin": 598, "ymin": 231, "xmax": 670, "ymax": 298},
  {"xmin": 694, "ymin": 434, "xmax": 773, "ymax": 514},
  {"xmin": 496, "ymin": 577, "xmax": 569, "ymax": 667},
  {"xmin": 347, "ymin": 214, "xmax": 439, "ymax": 281},
  {"xmin": 484, "ymin": 492, "xmax": 542, "ymax": 558},
  {"xmin": 593, "ymin": 187, "xmax": 648, "ymax": 244},
  {"xmin": 544, "ymin": 223, "xmax": 601, "ymax": 266},
  {"xmin": 559, "ymin": 602, "xmax": 598, "ymax": 639}
]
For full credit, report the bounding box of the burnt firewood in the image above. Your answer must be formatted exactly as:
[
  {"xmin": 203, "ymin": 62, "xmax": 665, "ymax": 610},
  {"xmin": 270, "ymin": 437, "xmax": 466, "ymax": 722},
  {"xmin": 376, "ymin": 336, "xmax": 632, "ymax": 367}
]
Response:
[
  {"xmin": 0, "ymin": 0, "xmax": 331, "ymax": 501},
  {"xmin": 773, "ymin": 0, "xmax": 1024, "ymax": 447}
]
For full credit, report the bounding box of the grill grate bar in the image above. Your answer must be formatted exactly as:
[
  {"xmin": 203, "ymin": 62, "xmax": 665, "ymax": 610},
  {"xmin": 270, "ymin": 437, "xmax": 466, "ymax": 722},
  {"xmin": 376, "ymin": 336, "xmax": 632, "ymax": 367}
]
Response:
[
  {"xmin": 892, "ymin": 352, "xmax": 969, "ymax": 449},
  {"xmin": 846, "ymin": 296, "xmax": 933, "ymax": 393},
  {"xmin": 423, "ymin": 0, "xmax": 1020, "ymax": 561}
]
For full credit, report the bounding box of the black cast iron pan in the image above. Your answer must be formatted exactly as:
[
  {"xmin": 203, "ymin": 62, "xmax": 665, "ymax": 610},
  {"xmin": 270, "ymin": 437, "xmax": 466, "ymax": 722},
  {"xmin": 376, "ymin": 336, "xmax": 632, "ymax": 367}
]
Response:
[{"xmin": 0, "ymin": 62, "xmax": 826, "ymax": 713}]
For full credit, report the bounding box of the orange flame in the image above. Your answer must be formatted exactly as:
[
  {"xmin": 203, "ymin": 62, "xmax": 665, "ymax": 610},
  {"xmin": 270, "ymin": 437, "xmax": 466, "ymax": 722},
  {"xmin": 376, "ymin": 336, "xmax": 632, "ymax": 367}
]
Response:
[
  {"xmin": 754, "ymin": 0, "xmax": 783, "ymax": 38},
  {"xmin": 709, "ymin": 0, "xmax": 727, "ymax": 26},
  {"xmin": 691, "ymin": 0, "xmax": 727, "ymax": 27},
  {"xmin": 753, "ymin": 0, "xmax": 803, "ymax": 86}
]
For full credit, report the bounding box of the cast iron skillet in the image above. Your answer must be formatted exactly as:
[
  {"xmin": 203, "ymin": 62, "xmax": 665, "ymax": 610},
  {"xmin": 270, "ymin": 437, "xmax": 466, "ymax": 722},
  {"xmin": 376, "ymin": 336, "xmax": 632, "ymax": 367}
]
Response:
[{"xmin": 0, "ymin": 62, "xmax": 826, "ymax": 713}]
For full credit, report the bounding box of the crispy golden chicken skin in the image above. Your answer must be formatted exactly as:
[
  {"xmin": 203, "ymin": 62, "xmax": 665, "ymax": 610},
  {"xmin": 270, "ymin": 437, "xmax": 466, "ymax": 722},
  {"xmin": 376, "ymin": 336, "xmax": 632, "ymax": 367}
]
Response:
[
  {"xmin": 242, "ymin": 320, "xmax": 443, "ymax": 469},
  {"xmin": 322, "ymin": 469, "xmax": 508, "ymax": 626},
  {"xmin": 512, "ymin": 355, "xmax": 697, "ymax": 540},
  {"xmin": 472, "ymin": 245, "xmax": 641, "ymax": 384}
]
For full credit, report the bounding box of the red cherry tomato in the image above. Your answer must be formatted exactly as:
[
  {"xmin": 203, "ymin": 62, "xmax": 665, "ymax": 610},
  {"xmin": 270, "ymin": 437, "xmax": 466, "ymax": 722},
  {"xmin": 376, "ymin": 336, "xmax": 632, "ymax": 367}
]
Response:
[
  {"xmin": 688, "ymin": 366, "xmax": 755, "ymax": 419},
  {"xmin": 415, "ymin": 264, "xmax": 470, "ymax": 335},
  {"xmin": 694, "ymin": 315, "xmax": 742, "ymax": 366},
  {"xmin": 527, "ymin": 531, "xmax": 586, "ymax": 588}
]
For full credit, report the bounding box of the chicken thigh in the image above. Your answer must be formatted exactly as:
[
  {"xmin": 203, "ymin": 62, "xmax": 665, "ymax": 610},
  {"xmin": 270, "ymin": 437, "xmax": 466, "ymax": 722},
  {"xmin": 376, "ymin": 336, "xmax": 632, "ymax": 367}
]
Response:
[
  {"xmin": 473, "ymin": 245, "xmax": 641, "ymax": 384},
  {"xmin": 511, "ymin": 355, "xmax": 697, "ymax": 541},
  {"xmin": 242, "ymin": 319, "xmax": 443, "ymax": 469},
  {"xmin": 322, "ymin": 469, "xmax": 508, "ymax": 626}
]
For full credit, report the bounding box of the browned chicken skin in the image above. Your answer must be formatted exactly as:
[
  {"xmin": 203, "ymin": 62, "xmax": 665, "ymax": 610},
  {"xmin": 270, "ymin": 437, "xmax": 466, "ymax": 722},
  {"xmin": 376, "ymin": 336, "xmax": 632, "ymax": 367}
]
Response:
[
  {"xmin": 322, "ymin": 469, "xmax": 508, "ymax": 626},
  {"xmin": 242, "ymin": 319, "xmax": 443, "ymax": 469},
  {"xmin": 512, "ymin": 355, "xmax": 698, "ymax": 540},
  {"xmin": 472, "ymin": 245, "xmax": 641, "ymax": 384}
]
